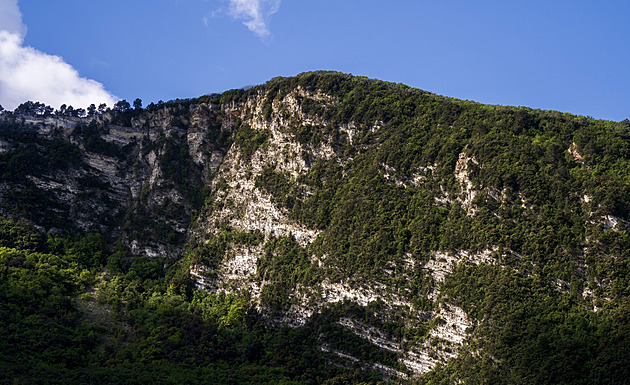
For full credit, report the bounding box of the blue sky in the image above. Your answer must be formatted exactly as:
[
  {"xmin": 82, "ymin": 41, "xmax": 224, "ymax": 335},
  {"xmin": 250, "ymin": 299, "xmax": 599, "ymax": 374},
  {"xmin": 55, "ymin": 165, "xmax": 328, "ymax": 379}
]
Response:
[{"xmin": 1, "ymin": 0, "xmax": 629, "ymax": 121}]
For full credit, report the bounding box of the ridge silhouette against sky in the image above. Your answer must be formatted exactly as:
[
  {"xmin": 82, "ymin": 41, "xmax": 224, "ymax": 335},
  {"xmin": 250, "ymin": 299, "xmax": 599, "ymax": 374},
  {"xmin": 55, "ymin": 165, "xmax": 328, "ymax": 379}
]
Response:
[{"xmin": 1, "ymin": 0, "xmax": 629, "ymax": 121}]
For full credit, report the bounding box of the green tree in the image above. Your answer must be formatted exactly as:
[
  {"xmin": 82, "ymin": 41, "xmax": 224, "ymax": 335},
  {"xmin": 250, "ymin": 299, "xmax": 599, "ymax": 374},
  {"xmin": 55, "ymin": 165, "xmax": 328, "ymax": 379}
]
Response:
[
  {"xmin": 87, "ymin": 103, "xmax": 97, "ymax": 117},
  {"xmin": 113, "ymin": 99, "xmax": 130, "ymax": 114}
]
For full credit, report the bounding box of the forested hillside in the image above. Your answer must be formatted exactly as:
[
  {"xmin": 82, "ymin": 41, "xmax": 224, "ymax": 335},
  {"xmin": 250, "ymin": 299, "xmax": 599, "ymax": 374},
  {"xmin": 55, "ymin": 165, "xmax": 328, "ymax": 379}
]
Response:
[{"xmin": 1, "ymin": 72, "xmax": 629, "ymax": 384}]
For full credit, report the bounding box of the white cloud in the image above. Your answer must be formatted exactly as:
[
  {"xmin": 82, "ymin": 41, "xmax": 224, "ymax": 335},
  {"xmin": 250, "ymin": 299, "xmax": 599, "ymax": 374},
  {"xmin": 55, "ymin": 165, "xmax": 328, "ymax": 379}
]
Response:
[
  {"xmin": 228, "ymin": 0, "xmax": 281, "ymax": 40},
  {"xmin": 0, "ymin": 0, "xmax": 26, "ymax": 37},
  {"xmin": 0, "ymin": 0, "xmax": 117, "ymax": 111}
]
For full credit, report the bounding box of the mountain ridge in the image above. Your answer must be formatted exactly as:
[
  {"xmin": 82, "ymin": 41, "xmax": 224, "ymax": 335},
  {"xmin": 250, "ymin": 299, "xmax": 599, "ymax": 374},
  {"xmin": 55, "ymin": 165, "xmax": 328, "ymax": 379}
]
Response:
[{"xmin": 1, "ymin": 71, "xmax": 629, "ymax": 384}]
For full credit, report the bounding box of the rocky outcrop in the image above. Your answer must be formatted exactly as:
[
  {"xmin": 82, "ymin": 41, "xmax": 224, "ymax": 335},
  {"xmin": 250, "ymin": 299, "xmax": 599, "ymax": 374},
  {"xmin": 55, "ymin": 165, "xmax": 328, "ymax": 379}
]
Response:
[
  {"xmin": 0, "ymin": 105, "xmax": 230, "ymax": 254},
  {"xmin": 4, "ymin": 78, "xmax": 621, "ymax": 382},
  {"xmin": 183, "ymin": 91, "xmax": 488, "ymax": 379}
]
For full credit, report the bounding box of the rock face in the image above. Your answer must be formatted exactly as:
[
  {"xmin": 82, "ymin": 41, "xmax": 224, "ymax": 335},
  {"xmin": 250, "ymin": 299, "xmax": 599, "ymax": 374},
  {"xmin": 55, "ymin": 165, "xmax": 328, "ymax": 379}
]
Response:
[
  {"xmin": 1, "ymin": 73, "xmax": 628, "ymax": 381},
  {"xmin": 0, "ymin": 104, "xmax": 232, "ymax": 258},
  {"xmin": 189, "ymin": 89, "xmax": 497, "ymax": 376}
]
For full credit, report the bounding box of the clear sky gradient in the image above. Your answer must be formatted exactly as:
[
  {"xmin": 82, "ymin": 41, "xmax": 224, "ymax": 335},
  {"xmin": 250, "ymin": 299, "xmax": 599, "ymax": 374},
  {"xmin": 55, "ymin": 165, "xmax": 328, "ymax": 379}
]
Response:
[{"xmin": 6, "ymin": 1, "xmax": 630, "ymax": 121}]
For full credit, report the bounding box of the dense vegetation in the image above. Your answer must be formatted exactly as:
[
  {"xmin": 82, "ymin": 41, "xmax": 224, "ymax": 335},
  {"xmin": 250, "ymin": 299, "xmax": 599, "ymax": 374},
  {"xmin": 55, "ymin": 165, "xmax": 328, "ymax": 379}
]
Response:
[
  {"xmin": 228, "ymin": 72, "xmax": 630, "ymax": 383},
  {"xmin": 1, "ymin": 71, "xmax": 630, "ymax": 383},
  {"xmin": 250, "ymin": 72, "xmax": 630, "ymax": 292},
  {"xmin": 0, "ymin": 217, "xmax": 384, "ymax": 384}
]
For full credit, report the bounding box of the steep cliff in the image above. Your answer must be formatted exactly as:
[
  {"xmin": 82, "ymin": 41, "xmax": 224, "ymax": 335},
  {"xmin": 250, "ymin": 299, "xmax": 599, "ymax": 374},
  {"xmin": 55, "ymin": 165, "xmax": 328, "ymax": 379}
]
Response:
[{"xmin": 1, "ymin": 72, "xmax": 630, "ymax": 383}]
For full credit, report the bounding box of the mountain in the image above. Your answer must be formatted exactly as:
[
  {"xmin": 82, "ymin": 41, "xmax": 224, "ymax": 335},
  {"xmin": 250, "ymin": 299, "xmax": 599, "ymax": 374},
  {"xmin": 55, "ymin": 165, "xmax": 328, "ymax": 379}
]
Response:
[{"xmin": 1, "ymin": 71, "xmax": 630, "ymax": 384}]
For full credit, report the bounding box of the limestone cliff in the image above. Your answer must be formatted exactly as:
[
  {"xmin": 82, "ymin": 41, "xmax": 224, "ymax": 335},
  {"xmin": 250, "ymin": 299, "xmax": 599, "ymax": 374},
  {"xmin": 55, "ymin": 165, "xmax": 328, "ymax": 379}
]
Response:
[{"xmin": 2, "ymin": 72, "xmax": 629, "ymax": 382}]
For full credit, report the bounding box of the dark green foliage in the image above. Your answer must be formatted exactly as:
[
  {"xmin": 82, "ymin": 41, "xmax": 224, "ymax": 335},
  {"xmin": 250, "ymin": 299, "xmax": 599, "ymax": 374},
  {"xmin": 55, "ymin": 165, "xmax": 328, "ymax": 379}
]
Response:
[
  {"xmin": 0, "ymin": 120, "xmax": 87, "ymax": 230},
  {"xmin": 158, "ymin": 135, "xmax": 210, "ymax": 209},
  {"xmin": 233, "ymin": 122, "xmax": 270, "ymax": 161},
  {"xmin": 110, "ymin": 99, "xmax": 149, "ymax": 126},
  {"xmin": 257, "ymin": 236, "xmax": 320, "ymax": 312},
  {"xmin": 188, "ymin": 228, "xmax": 264, "ymax": 269},
  {"xmin": 13, "ymin": 101, "xmax": 54, "ymax": 116},
  {"xmin": 219, "ymin": 88, "xmax": 250, "ymax": 105},
  {"xmin": 236, "ymin": 72, "xmax": 630, "ymax": 383},
  {"xmin": 73, "ymin": 121, "xmax": 127, "ymax": 159},
  {"xmin": 160, "ymin": 137, "xmax": 191, "ymax": 185},
  {"xmin": 0, "ymin": 220, "xmax": 109, "ymax": 383},
  {"xmin": 205, "ymin": 120, "xmax": 233, "ymax": 151},
  {"xmin": 2, "ymin": 183, "xmax": 71, "ymax": 229},
  {"xmin": 2, "ymin": 72, "xmax": 630, "ymax": 383},
  {"xmin": 0, "ymin": 216, "xmax": 46, "ymax": 251},
  {"xmin": 0, "ymin": 217, "xmax": 380, "ymax": 384},
  {"xmin": 120, "ymin": 204, "xmax": 186, "ymax": 247},
  {"xmin": 255, "ymin": 166, "xmax": 299, "ymax": 209},
  {"xmin": 0, "ymin": 136, "xmax": 82, "ymax": 181},
  {"xmin": 421, "ymin": 264, "xmax": 630, "ymax": 384},
  {"xmin": 249, "ymin": 73, "xmax": 630, "ymax": 288}
]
